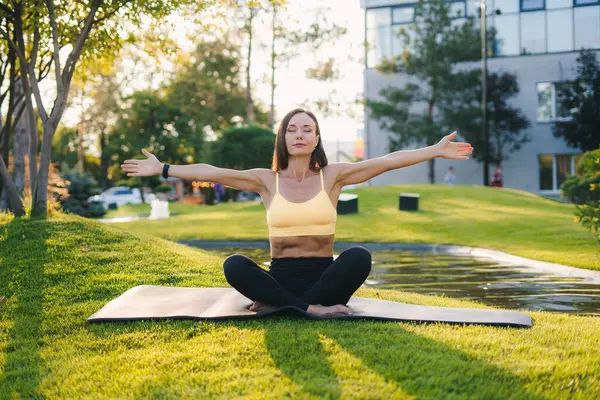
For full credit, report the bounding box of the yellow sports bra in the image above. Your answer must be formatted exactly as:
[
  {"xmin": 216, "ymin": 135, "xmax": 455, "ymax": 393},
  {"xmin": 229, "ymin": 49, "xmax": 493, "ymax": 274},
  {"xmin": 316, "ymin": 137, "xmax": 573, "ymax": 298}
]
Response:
[{"xmin": 266, "ymin": 168, "xmax": 337, "ymax": 237}]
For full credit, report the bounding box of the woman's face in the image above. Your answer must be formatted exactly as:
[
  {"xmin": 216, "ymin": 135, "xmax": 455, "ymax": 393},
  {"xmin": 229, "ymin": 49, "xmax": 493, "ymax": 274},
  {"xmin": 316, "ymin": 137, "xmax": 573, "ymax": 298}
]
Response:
[{"xmin": 285, "ymin": 112, "xmax": 318, "ymax": 156}]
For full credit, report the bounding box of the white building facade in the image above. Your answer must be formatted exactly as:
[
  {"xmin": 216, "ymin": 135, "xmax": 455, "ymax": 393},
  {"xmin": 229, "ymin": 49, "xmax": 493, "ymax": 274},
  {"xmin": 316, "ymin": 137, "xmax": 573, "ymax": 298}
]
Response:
[{"xmin": 361, "ymin": 0, "xmax": 594, "ymax": 197}]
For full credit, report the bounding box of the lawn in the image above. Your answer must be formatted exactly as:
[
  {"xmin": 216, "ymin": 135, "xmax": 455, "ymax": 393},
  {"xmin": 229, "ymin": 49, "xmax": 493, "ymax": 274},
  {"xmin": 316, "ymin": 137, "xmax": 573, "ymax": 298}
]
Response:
[
  {"xmin": 0, "ymin": 212, "xmax": 598, "ymax": 398},
  {"xmin": 107, "ymin": 185, "xmax": 599, "ymax": 271}
]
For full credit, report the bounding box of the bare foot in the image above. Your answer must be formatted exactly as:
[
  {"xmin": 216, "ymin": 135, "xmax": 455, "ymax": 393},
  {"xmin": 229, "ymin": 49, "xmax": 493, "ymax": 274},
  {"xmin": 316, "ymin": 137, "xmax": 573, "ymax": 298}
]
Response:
[
  {"xmin": 249, "ymin": 301, "xmax": 277, "ymax": 313},
  {"xmin": 306, "ymin": 304, "xmax": 353, "ymax": 317}
]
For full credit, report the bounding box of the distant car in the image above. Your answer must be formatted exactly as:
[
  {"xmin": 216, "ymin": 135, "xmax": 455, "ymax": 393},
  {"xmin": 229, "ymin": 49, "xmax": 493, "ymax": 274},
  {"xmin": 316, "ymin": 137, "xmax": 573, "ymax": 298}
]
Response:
[
  {"xmin": 236, "ymin": 191, "xmax": 261, "ymax": 202},
  {"xmin": 88, "ymin": 186, "xmax": 156, "ymax": 210}
]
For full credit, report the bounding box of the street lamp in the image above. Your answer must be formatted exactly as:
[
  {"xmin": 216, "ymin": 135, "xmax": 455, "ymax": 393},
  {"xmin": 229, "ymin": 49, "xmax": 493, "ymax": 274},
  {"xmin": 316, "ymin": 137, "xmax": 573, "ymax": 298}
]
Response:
[{"xmin": 480, "ymin": 1, "xmax": 501, "ymax": 186}]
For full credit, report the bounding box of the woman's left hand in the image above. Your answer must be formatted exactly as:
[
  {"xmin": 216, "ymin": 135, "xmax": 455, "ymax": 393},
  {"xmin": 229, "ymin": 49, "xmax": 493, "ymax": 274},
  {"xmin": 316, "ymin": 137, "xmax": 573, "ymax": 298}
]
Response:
[{"xmin": 436, "ymin": 132, "xmax": 474, "ymax": 160}]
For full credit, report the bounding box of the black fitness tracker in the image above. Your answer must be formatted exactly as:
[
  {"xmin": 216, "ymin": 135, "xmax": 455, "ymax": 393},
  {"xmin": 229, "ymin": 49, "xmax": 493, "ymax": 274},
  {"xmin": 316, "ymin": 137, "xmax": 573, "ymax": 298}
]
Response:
[{"xmin": 162, "ymin": 163, "xmax": 170, "ymax": 179}]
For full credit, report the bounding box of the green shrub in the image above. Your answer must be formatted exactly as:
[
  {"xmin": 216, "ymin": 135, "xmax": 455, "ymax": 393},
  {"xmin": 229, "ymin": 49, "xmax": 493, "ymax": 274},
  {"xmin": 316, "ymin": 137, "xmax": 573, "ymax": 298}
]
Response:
[
  {"xmin": 565, "ymin": 149, "xmax": 600, "ymax": 241},
  {"xmin": 560, "ymin": 149, "xmax": 600, "ymax": 205},
  {"xmin": 155, "ymin": 183, "xmax": 174, "ymax": 194},
  {"xmin": 54, "ymin": 168, "xmax": 106, "ymax": 218},
  {"xmin": 575, "ymin": 200, "xmax": 600, "ymax": 241}
]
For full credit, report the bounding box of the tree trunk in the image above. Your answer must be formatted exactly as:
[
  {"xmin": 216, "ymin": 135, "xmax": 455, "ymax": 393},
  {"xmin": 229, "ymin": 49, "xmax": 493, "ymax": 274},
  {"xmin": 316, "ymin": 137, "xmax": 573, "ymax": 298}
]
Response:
[
  {"xmin": 0, "ymin": 122, "xmax": 10, "ymax": 211},
  {"xmin": 245, "ymin": 8, "xmax": 255, "ymax": 123},
  {"xmin": 0, "ymin": 48, "xmax": 17, "ymax": 210},
  {"xmin": 32, "ymin": 112, "xmax": 64, "ymax": 217},
  {"xmin": 269, "ymin": 6, "xmax": 278, "ymax": 130},
  {"xmin": 77, "ymin": 90, "xmax": 85, "ymax": 173},
  {"xmin": 0, "ymin": 116, "xmax": 5, "ymax": 212},
  {"xmin": 0, "ymin": 153, "xmax": 25, "ymax": 216},
  {"xmin": 13, "ymin": 108, "xmax": 29, "ymax": 198},
  {"xmin": 13, "ymin": 2, "xmax": 39, "ymax": 192},
  {"xmin": 428, "ymin": 158, "xmax": 434, "ymax": 184},
  {"xmin": 427, "ymin": 98, "xmax": 436, "ymax": 184},
  {"xmin": 13, "ymin": 81, "xmax": 29, "ymax": 197},
  {"xmin": 100, "ymin": 129, "xmax": 110, "ymax": 190}
]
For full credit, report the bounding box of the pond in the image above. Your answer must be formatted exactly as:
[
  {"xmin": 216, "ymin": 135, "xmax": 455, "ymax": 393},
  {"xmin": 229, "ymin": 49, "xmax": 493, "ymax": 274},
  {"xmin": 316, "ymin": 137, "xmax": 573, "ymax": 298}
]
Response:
[{"xmin": 194, "ymin": 246, "xmax": 600, "ymax": 316}]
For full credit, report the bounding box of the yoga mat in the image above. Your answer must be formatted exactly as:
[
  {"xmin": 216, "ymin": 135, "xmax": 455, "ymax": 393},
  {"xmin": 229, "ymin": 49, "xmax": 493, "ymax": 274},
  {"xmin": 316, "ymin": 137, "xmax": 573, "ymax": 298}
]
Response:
[{"xmin": 87, "ymin": 285, "xmax": 532, "ymax": 327}]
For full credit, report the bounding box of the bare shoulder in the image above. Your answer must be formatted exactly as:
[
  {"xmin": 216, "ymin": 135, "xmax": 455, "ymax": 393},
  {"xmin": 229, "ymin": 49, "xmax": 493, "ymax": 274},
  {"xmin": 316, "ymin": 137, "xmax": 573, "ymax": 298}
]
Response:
[
  {"xmin": 255, "ymin": 168, "xmax": 283, "ymax": 195},
  {"xmin": 322, "ymin": 163, "xmax": 345, "ymax": 188},
  {"xmin": 249, "ymin": 168, "xmax": 276, "ymax": 192}
]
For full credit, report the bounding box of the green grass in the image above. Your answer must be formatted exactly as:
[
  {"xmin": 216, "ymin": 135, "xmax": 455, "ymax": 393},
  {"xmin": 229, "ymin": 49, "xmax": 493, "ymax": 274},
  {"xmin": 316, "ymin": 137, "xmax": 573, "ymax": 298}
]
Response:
[
  {"xmin": 109, "ymin": 185, "xmax": 599, "ymax": 271},
  {"xmin": 102, "ymin": 202, "xmax": 204, "ymax": 218},
  {"xmin": 0, "ymin": 212, "xmax": 599, "ymax": 398}
]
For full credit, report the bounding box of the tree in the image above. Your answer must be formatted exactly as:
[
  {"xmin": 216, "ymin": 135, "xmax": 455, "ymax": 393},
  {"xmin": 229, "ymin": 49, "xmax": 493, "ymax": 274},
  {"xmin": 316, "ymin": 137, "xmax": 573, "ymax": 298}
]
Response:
[
  {"xmin": 0, "ymin": 0, "xmax": 214, "ymax": 218},
  {"xmin": 366, "ymin": 0, "xmax": 529, "ymax": 183},
  {"xmin": 206, "ymin": 125, "xmax": 275, "ymax": 170},
  {"xmin": 107, "ymin": 89, "xmax": 201, "ymax": 184},
  {"xmin": 552, "ymin": 49, "xmax": 600, "ymax": 151},
  {"xmin": 441, "ymin": 71, "xmax": 530, "ymax": 167},
  {"xmin": 230, "ymin": 0, "xmax": 268, "ymax": 123},
  {"xmin": 165, "ymin": 38, "xmax": 265, "ymax": 133},
  {"xmin": 366, "ymin": 0, "xmax": 477, "ymax": 183},
  {"xmin": 268, "ymin": 5, "xmax": 347, "ymax": 128}
]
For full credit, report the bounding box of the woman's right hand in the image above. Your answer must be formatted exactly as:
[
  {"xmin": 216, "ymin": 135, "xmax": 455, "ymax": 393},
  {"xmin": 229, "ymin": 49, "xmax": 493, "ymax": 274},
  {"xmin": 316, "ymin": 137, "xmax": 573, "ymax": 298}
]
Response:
[
  {"xmin": 121, "ymin": 149, "xmax": 163, "ymax": 177},
  {"xmin": 307, "ymin": 304, "xmax": 353, "ymax": 317}
]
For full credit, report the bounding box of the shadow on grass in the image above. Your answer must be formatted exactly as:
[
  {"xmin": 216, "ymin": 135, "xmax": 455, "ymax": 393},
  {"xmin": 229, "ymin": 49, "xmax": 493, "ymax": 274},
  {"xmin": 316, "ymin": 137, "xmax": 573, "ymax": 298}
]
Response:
[
  {"xmin": 87, "ymin": 314, "xmax": 545, "ymax": 399},
  {"xmin": 262, "ymin": 319, "xmax": 545, "ymax": 400},
  {"xmin": 0, "ymin": 217, "xmax": 49, "ymax": 398}
]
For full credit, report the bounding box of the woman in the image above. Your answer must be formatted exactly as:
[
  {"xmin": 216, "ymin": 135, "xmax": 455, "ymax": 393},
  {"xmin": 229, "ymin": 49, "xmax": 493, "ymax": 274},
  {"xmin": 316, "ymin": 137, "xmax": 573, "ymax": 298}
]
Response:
[{"xmin": 121, "ymin": 108, "xmax": 474, "ymax": 317}]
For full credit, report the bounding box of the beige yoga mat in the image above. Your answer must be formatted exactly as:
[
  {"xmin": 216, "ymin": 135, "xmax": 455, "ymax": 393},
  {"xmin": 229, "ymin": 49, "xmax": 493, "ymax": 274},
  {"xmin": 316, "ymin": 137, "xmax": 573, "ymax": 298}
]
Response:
[{"xmin": 87, "ymin": 285, "xmax": 532, "ymax": 327}]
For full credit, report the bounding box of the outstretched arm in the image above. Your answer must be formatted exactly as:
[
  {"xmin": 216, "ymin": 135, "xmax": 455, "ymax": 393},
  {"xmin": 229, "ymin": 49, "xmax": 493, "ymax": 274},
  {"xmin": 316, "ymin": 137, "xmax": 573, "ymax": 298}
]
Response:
[
  {"xmin": 121, "ymin": 149, "xmax": 267, "ymax": 193},
  {"xmin": 334, "ymin": 132, "xmax": 473, "ymax": 187}
]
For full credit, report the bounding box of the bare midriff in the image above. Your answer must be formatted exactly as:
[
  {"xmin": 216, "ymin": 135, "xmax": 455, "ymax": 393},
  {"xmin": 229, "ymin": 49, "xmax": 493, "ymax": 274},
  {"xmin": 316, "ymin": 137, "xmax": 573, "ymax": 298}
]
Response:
[{"xmin": 269, "ymin": 234, "xmax": 335, "ymax": 258}]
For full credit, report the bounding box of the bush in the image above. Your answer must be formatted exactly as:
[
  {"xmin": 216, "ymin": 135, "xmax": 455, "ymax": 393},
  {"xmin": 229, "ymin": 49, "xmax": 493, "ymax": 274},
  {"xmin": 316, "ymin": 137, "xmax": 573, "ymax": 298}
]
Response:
[
  {"xmin": 560, "ymin": 149, "xmax": 600, "ymax": 205},
  {"xmin": 575, "ymin": 201, "xmax": 600, "ymax": 241},
  {"xmin": 564, "ymin": 149, "xmax": 600, "ymax": 241},
  {"xmin": 155, "ymin": 184, "xmax": 173, "ymax": 194},
  {"xmin": 54, "ymin": 168, "xmax": 106, "ymax": 218}
]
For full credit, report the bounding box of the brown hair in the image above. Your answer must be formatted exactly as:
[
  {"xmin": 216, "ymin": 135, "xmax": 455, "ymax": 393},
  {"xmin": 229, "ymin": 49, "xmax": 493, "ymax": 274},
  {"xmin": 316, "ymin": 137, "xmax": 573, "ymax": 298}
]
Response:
[{"xmin": 271, "ymin": 108, "xmax": 328, "ymax": 172}]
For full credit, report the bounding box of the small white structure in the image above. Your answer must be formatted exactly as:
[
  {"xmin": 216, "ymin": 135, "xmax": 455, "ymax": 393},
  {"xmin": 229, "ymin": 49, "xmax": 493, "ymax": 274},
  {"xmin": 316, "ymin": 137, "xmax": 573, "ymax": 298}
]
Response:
[{"xmin": 149, "ymin": 199, "xmax": 170, "ymax": 220}]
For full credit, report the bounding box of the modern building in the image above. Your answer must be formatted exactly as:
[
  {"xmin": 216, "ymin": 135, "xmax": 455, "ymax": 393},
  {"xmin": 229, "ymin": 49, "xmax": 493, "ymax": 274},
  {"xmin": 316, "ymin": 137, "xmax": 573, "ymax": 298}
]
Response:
[{"xmin": 361, "ymin": 0, "xmax": 593, "ymax": 198}]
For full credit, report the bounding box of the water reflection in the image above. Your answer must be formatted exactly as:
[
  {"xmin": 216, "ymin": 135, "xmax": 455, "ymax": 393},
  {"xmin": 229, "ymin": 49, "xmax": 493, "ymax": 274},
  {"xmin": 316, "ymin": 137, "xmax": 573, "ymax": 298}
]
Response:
[{"xmin": 207, "ymin": 247, "xmax": 600, "ymax": 316}]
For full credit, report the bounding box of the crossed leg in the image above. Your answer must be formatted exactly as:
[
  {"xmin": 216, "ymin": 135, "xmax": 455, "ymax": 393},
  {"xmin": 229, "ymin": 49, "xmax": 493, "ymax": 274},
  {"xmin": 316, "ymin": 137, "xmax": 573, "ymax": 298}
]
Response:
[{"xmin": 223, "ymin": 246, "xmax": 372, "ymax": 313}]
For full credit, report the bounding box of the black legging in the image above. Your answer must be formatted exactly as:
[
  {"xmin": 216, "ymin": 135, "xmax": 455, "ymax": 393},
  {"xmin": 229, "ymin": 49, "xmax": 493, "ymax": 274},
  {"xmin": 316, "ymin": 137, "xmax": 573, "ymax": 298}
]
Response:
[{"xmin": 223, "ymin": 246, "xmax": 372, "ymax": 311}]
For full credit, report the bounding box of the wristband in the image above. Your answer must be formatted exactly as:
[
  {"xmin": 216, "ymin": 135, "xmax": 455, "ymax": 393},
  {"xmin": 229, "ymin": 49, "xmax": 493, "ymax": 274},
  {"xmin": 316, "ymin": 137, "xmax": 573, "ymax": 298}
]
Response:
[{"xmin": 162, "ymin": 163, "xmax": 170, "ymax": 179}]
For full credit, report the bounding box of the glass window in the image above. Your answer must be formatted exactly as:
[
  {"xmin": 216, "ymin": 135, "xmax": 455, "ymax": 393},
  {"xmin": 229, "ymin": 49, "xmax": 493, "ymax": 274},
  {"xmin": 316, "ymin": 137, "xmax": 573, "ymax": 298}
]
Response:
[
  {"xmin": 539, "ymin": 155, "xmax": 554, "ymax": 190},
  {"xmin": 554, "ymin": 82, "xmax": 571, "ymax": 119},
  {"xmin": 392, "ymin": 6, "xmax": 414, "ymax": 23},
  {"xmin": 575, "ymin": 0, "xmax": 599, "ymax": 5},
  {"xmin": 495, "ymin": 0, "xmax": 520, "ymax": 13},
  {"xmin": 521, "ymin": 0, "xmax": 545, "ymax": 10},
  {"xmin": 539, "ymin": 154, "xmax": 580, "ymax": 191},
  {"xmin": 547, "ymin": 9, "xmax": 573, "ymax": 52},
  {"xmin": 392, "ymin": 24, "xmax": 416, "ymax": 56},
  {"xmin": 537, "ymin": 82, "xmax": 574, "ymax": 120},
  {"xmin": 493, "ymin": 14, "xmax": 520, "ymax": 55},
  {"xmin": 537, "ymin": 83, "xmax": 552, "ymax": 121},
  {"xmin": 546, "ymin": 0, "xmax": 571, "ymax": 8},
  {"xmin": 466, "ymin": 0, "xmax": 478, "ymax": 16},
  {"xmin": 556, "ymin": 154, "xmax": 572, "ymax": 189},
  {"xmin": 367, "ymin": 8, "xmax": 391, "ymax": 30},
  {"xmin": 520, "ymin": 11, "xmax": 546, "ymax": 54},
  {"xmin": 367, "ymin": 25, "xmax": 392, "ymax": 68},
  {"xmin": 450, "ymin": 1, "xmax": 466, "ymax": 17},
  {"xmin": 574, "ymin": 6, "xmax": 600, "ymax": 50}
]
